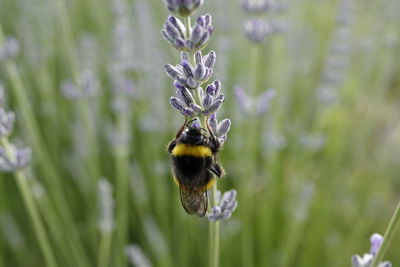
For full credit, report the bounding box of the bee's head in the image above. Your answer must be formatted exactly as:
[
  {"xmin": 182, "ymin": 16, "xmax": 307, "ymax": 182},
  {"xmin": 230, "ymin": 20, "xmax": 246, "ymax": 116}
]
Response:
[{"xmin": 179, "ymin": 121, "xmax": 207, "ymax": 145}]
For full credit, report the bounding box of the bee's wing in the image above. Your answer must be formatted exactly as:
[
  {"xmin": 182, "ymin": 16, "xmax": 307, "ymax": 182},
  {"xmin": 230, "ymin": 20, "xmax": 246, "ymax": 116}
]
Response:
[{"xmin": 179, "ymin": 185, "xmax": 208, "ymax": 217}]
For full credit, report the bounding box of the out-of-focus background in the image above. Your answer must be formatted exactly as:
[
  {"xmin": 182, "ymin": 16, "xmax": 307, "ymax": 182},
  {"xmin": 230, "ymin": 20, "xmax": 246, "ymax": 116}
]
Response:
[{"xmin": 0, "ymin": 0, "xmax": 399, "ymax": 266}]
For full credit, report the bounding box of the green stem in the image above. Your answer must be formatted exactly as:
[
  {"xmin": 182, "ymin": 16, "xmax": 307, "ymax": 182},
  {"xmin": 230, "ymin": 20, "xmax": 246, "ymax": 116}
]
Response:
[
  {"xmin": 114, "ymin": 114, "xmax": 130, "ymax": 267},
  {"xmin": 370, "ymin": 200, "xmax": 400, "ymax": 267},
  {"xmin": 185, "ymin": 16, "xmax": 192, "ymax": 38},
  {"xmin": 97, "ymin": 230, "xmax": 113, "ymax": 267},
  {"xmin": 209, "ymin": 183, "xmax": 220, "ymax": 267},
  {"xmin": 55, "ymin": 0, "xmax": 100, "ymax": 181},
  {"xmin": 241, "ymin": 43, "xmax": 260, "ymax": 267},
  {"xmin": 1, "ymin": 20, "xmax": 91, "ymax": 267},
  {"xmin": 1, "ymin": 138, "xmax": 57, "ymax": 267}
]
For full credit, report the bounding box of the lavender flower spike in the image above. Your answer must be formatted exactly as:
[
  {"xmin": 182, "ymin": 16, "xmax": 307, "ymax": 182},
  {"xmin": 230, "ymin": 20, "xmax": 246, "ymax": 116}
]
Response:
[
  {"xmin": 208, "ymin": 190, "xmax": 238, "ymax": 221},
  {"xmin": 0, "ymin": 108, "xmax": 15, "ymax": 138},
  {"xmin": 164, "ymin": 51, "xmax": 215, "ymax": 89},
  {"xmin": 0, "ymin": 37, "xmax": 20, "ymax": 62},
  {"xmin": 97, "ymin": 178, "xmax": 115, "ymax": 232},
  {"xmin": 241, "ymin": 0, "xmax": 273, "ymax": 14},
  {"xmin": 161, "ymin": 14, "xmax": 214, "ymax": 52},
  {"xmin": 0, "ymin": 145, "xmax": 31, "ymax": 172},
  {"xmin": 164, "ymin": 0, "xmax": 204, "ymax": 17},
  {"xmin": 351, "ymin": 233, "xmax": 392, "ymax": 267},
  {"xmin": 244, "ymin": 18, "xmax": 273, "ymax": 43}
]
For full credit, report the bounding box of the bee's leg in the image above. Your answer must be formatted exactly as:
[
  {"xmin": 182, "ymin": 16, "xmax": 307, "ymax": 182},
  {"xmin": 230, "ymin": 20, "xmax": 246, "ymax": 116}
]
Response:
[
  {"xmin": 175, "ymin": 116, "xmax": 188, "ymax": 138},
  {"xmin": 209, "ymin": 162, "xmax": 224, "ymax": 178},
  {"xmin": 168, "ymin": 117, "xmax": 188, "ymax": 153},
  {"xmin": 168, "ymin": 139, "xmax": 177, "ymax": 153}
]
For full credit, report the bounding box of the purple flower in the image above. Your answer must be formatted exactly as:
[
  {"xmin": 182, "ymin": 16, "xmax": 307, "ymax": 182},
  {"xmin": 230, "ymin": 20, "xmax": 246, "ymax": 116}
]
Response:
[
  {"xmin": 0, "ymin": 37, "xmax": 20, "ymax": 61},
  {"xmin": 351, "ymin": 233, "xmax": 392, "ymax": 267},
  {"xmin": 208, "ymin": 189, "xmax": 238, "ymax": 221},
  {"xmin": 164, "ymin": 0, "xmax": 204, "ymax": 17},
  {"xmin": 241, "ymin": 0, "xmax": 273, "ymax": 14},
  {"xmin": 0, "ymin": 108, "xmax": 15, "ymax": 138},
  {"xmin": 244, "ymin": 18, "xmax": 273, "ymax": 43},
  {"xmin": 0, "ymin": 145, "xmax": 31, "ymax": 172},
  {"xmin": 161, "ymin": 14, "xmax": 214, "ymax": 52},
  {"xmin": 370, "ymin": 233, "xmax": 383, "ymax": 255},
  {"xmin": 164, "ymin": 51, "xmax": 215, "ymax": 89}
]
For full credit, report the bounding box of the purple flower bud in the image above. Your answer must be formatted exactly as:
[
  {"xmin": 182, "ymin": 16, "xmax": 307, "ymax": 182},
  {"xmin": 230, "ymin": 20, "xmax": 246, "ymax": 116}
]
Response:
[
  {"xmin": 181, "ymin": 60, "xmax": 194, "ymax": 78},
  {"xmin": 204, "ymin": 99, "xmax": 222, "ymax": 115},
  {"xmin": 186, "ymin": 78, "xmax": 198, "ymax": 89},
  {"xmin": 174, "ymin": 38, "xmax": 186, "ymax": 49},
  {"xmin": 203, "ymin": 68, "xmax": 213, "ymax": 81},
  {"xmin": 204, "ymin": 14, "xmax": 212, "ymax": 26},
  {"xmin": 215, "ymin": 93, "xmax": 224, "ymax": 102},
  {"xmin": 204, "ymin": 51, "xmax": 216, "ymax": 68},
  {"xmin": 165, "ymin": 21, "xmax": 181, "ymax": 40},
  {"xmin": 173, "ymin": 80, "xmax": 185, "ymax": 91},
  {"xmin": 190, "ymin": 103, "xmax": 202, "ymax": 114},
  {"xmin": 170, "ymin": 97, "xmax": 186, "ymax": 111},
  {"xmin": 161, "ymin": 29, "xmax": 174, "ymax": 43},
  {"xmin": 181, "ymin": 107, "xmax": 195, "ymax": 116},
  {"xmin": 194, "ymin": 63, "xmax": 206, "ymax": 80},
  {"xmin": 195, "ymin": 51, "xmax": 202, "ymax": 65},
  {"xmin": 217, "ymin": 119, "xmax": 231, "ymax": 137},
  {"xmin": 176, "ymin": 86, "xmax": 195, "ymax": 105},
  {"xmin": 208, "ymin": 114, "xmax": 218, "ymax": 134},
  {"xmin": 195, "ymin": 31, "xmax": 210, "ymax": 49},
  {"xmin": 206, "ymin": 84, "xmax": 216, "ymax": 96},
  {"xmin": 191, "ymin": 24, "xmax": 203, "ymax": 44},
  {"xmin": 198, "ymin": 87, "xmax": 204, "ymax": 100},
  {"xmin": 164, "ymin": 0, "xmax": 203, "ymax": 17},
  {"xmin": 222, "ymin": 210, "xmax": 232, "ymax": 220},
  {"xmin": 202, "ymin": 94, "xmax": 213, "ymax": 109},
  {"xmin": 370, "ymin": 233, "xmax": 383, "ymax": 255},
  {"xmin": 180, "ymin": 52, "xmax": 189, "ymax": 62},
  {"xmin": 168, "ymin": 16, "xmax": 185, "ymax": 38},
  {"xmin": 207, "ymin": 189, "xmax": 237, "ymax": 221},
  {"xmin": 197, "ymin": 15, "xmax": 205, "ymax": 27},
  {"xmin": 211, "ymin": 206, "xmax": 221, "ymax": 216},
  {"xmin": 213, "ymin": 80, "xmax": 221, "ymax": 95},
  {"xmin": 164, "ymin": 64, "xmax": 181, "ymax": 79},
  {"xmin": 219, "ymin": 135, "xmax": 227, "ymax": 144},
  {"xmin": 183, "ymin": 0, "xmax": 193, "ymax": 8}
]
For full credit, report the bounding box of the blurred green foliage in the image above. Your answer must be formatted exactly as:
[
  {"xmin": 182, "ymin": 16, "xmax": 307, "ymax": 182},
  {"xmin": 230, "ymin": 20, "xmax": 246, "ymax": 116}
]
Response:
[{"xmin": 0, "ymin": 0, "xmax": 399, "ymax": 266}]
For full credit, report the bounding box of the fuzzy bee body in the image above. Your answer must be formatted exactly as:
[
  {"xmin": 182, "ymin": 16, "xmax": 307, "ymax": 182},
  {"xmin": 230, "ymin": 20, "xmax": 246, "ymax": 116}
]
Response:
[{"xmin": 168, "ymin": 119, "xmax": 224, "ymax": 217}]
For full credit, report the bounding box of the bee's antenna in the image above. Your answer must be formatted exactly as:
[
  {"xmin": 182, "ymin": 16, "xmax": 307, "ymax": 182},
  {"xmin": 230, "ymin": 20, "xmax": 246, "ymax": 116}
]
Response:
[
  {"xmin": 187, "ymin": 118, "xmax": 197, "ymax": 125},
  {"xmin": 205, "ymin": 116, "xmax": 215, "ymax": 138},
  {"xmin": 175, "ymin": 117, "xmax": 188, "ymax": 138}
]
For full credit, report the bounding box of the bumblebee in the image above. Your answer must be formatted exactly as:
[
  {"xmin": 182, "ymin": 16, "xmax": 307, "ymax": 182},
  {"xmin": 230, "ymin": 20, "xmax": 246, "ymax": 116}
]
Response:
[{"xmin": 168, "ymin": 118, "xmax": 224, "ymax": 217}]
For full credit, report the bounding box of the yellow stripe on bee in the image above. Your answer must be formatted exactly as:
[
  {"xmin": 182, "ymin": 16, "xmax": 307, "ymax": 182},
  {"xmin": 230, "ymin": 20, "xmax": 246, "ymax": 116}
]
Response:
[
  {"xmin": 173, "ymin": 176, "xmax": 216, "ymax": 192},
  {"xmin": 171, "ymin": 143, "xmax": 212, "ymax": 157}
]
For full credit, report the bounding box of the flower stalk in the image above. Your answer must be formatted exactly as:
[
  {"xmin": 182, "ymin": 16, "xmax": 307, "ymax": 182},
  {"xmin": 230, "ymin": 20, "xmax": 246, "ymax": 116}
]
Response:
[
  {"xmin": 161, "ymin": 1, "xmax": 236, "ymax": 266},
  {"xmin": 1, "ymin": 135, "xmax": 56, "ymax": 267},
  {"xmin": 370, "ymin": 200, "xmax": 400, "ymax": 267}
]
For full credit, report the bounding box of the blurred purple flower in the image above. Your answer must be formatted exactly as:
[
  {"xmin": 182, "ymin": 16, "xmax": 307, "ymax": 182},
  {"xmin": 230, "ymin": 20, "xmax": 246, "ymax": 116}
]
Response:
[{"xmin": 0, "ymin": 37, "xmax": 19, "ymax": 61}]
